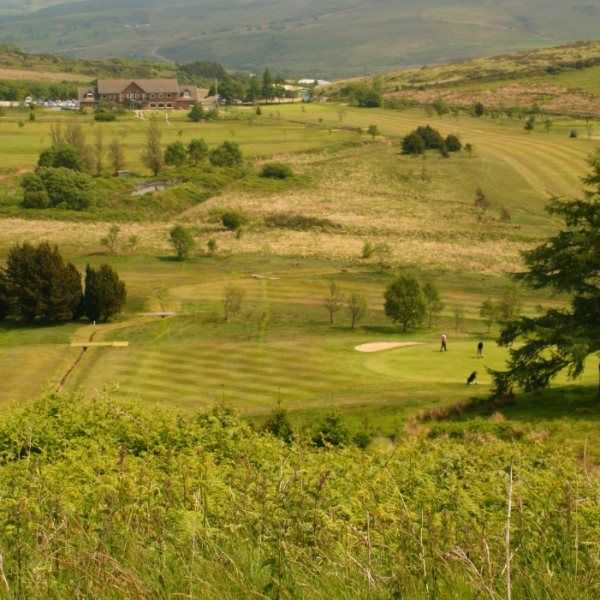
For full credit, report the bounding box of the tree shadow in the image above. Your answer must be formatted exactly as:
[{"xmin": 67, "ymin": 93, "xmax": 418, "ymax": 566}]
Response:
[{"xmin": 445, "ymin": 385, "xmax": 600, "ymax": 423}]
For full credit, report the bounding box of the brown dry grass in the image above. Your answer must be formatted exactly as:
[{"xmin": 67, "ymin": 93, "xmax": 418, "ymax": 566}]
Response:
[
  {"xmin": 0, "ymin": 67, "xmax": 89, "ymax": 82},
  {"xmin": 0, "ymin": 144, "xmax": 530, "ymax": 275}
]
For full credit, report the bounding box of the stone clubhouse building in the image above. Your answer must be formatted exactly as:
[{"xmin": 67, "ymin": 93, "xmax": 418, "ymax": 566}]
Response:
[{"xmin": 79, "ymin": 79, "xmax": 209, "ymax": 110}]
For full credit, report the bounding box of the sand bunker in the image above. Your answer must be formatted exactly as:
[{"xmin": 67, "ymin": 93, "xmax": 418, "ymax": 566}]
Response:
[{"xmin": 355, "ymin": 341, "xmax": 422, "ymax": 353}]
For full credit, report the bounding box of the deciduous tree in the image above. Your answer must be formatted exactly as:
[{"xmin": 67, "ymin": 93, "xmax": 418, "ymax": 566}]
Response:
[{"xmin": 384, "ymin": 276, "xmax": 426, "ymax": 332}]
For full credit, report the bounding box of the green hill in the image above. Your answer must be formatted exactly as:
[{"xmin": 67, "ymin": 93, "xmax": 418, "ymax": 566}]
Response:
[{"xmin": 2, "ymin": 0, "xmax": 600, "ymax": 77}]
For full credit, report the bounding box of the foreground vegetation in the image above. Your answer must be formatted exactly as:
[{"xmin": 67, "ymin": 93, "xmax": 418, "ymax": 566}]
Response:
[{"xmin": 0, "ymin": 392, "xmax": 597, "ymax": 599}]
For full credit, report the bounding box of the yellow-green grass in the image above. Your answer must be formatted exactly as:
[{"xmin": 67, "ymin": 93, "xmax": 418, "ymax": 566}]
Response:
[
  {"xmin": 0, "ymin": 255, "xmax": 555, "ymax": 428},
  {"xmin": 0, "ymin": 105, "xmax": 598, "ymax": 430},
  {"xmin": 268, "ymin": 103, "xmax": 596, "ymax": 197},
  {"xmin": 0, "ymin": 109, "xmax": 358, "ymax": 173}
]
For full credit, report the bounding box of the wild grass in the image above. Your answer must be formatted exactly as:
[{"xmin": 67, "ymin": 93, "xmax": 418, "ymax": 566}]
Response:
[{"xmin": 0, "ymin": 392, "xmax": 598, "ymax": 599}]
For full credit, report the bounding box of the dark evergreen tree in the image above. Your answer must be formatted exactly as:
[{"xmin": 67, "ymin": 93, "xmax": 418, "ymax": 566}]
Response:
[
  {"xmin": 38, "ymin": 144, "xmax": 82, "ymax": 171},
  {"xmin": 492, "ymin": 151, "xmax": 600, "ymax": 394},
  {"xmin": 445, "ymin": 134, "xmax": 462, "ymax": 152},
  {"xmin": 402, "ymin": 132, "xmax": 425, "ymax": 155},
  {"xmin": 82, "ymin": 264, "xmax": 126, "ymax": 323},
  {"xmin": 4, "ymin": 242, "xmax": 82, "ymax": 323}
]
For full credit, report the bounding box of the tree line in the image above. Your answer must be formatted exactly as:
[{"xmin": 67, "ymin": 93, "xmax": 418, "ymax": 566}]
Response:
[
  {"xmin": 20, "ymin": 120, "xmax": 244, "ymax": 211},
  {"xmin": 0, "ymin": 242, "xmax": 126, "ymax": 324}
]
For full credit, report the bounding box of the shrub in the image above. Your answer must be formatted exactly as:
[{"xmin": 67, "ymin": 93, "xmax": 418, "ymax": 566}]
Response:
[
  {"xmin": 415, "ymin": 125, "xmax": 444, "ymax": 149},
  {"xmin": 361, "ymin": 240, "xmax": 375, "ymax": 259},
  {"xmin": 169, "ymin": 225, "xmax": 195, "ymax": 260},
  {"xmin": 473, "ymin": 102, "xmax": 485, "ymax": 117},
  {"xmin": 402, "ymin": 132, "xmax": 425, "ymax": 155},
  {"xmin": 165, "ymin": 142, "xmax": 188, "ymax": 167},
  {"xmin": 21, "ymin": 190, "xmax": 50, "ymax": 209},
  {"xmin": 524, "ymin": 116, "xmax": 536, "ymax": 131},
  {"xmin": 570, "ymin": 129, "xmax": 578, "ymax": 138},
  {"xmin": 224, "ymin": 285, "xmax": 245, "ymax": 321},
  {"xmin": 38, "ymin": 144, "xmax": 82, "ymax": 171},
  {"xmin": 188, "ymin": 138, "xmax": 209, "ymax": 165},
  {"xmin": 207, "ymin": 238, "xmax": 218, "ymax": 255},
  {"xmin": 445, "ymin": 134, "xmax": 462, "ymax": 152},
  {"xmin": 312, "ymin": 413, "xmax": 351, "ymax": 447},
  {"xmin": 209, "ymin": 141, "xmax": 243, "ymax": 167},
  {"xmin": 22, "ymin": 168, "xmax": 92, "ymax": 211},
  {"xmin": 260, "ymin": 162, "xmax": 294, "ymax": 179},
  {"xmin": 94, "ymin": 111, "xmax": 116, "ymax": 122},
  {"xmin": 263, "ymin": 407, "xmax": 294, "ymax": 444},
  {"xmin": 222, "ymin": 210, "xmax": 246, "ymax": 231},
  {"xmin": 188, "ymin": 104, "xmax": 205, "ymax": 122}
]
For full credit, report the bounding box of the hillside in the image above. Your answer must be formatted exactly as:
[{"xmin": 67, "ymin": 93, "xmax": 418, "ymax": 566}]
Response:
[
  {"xmin": 331, "ymin": 41, "xmax": 600, "ymax": 117},
  {"xmin": 1, "ymin": 0, "xmax": 600, "ymax": 76}
]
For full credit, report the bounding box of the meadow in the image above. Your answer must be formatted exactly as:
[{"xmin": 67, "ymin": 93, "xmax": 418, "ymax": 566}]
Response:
[{"xmin": 0, "ymin": 101, "xmax": 598, "ymax": 445}]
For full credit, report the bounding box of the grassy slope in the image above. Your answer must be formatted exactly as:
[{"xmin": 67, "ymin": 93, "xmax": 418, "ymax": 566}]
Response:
[
  {"xmin": 331, "ymin": 41, "xmax": 600, "ymax": 116},
  {"xmin": 0, "ymin": 103, "xmax": 597, "ymax": 435}
]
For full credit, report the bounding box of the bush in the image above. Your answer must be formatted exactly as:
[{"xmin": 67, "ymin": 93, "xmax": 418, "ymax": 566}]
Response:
[
  {"xmin": 402, "ymin": 132, "xmax": 425, "ymax": 155},
  {"xmin": 188, "ymin": 138, "xmax": 208, "ymax": 165},
  {"xmin": 570, "ymin": 129, "xmax": 579, "ymax": 138},
  {"xmin": 260, "ymin": 162, "xmax": 293, "ymax": 179},
  {"xmin": 222, "ymin": 210, "xmax": 246, "ymax": 231},
  {"xmin": 22, "ymin": 190, "xmax": 50, "ymax": 209},
  {"xmin": 38, "ymin": 144, "xmax": 82, "ymax": 171},
  {"xmin": 188, "ymin": 104, "xmax": 205, "ymax": 122},
  {"xmin": 445, "ymin": 134, "xmax": 462, "ymax": 152},
  {"xmin": 94, "ymin": 111, "xmax": 116, "ymax": 122},
  {"xmin": 473, "ymin": 102, "xmax": 485, "ymax": 117},
  {"xmin": 165, "ymin": 142, "xmax": 188, "ymax": 167},
  {"xmin": 169, "ymin": 225, "xmax": 195, "ymax": 260},
  {"xmin": 209, "ymin": 141, "xmax": 243, "ymax": 167},
  {"xmin": 263, "ymin": 407, "xmax": 294, "ymax": 444},
  {"xmin": 22, "ymin": 168, "xmax": 92, "ymax": 211},
  {"xmin": 415, "ymin": 125, "xmax": 444, "ymax": 149},
  {"xmin": 312, "ymin": 413, "xmax": 351, "ymax": 447}
]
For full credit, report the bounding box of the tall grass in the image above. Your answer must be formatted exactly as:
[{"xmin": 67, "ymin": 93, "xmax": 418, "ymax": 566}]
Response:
[{"xmin": 0, "ymin": 392, "xmax": 597, "ymax": 598}]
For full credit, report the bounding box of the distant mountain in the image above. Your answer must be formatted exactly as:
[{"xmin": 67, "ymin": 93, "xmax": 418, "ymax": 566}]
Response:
[{"xmin": 1, "ymin": 0, "xmax": 600, "ymax": 77}]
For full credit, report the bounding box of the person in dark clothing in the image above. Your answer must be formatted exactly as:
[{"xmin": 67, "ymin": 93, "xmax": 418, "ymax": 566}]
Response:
[{"xmin": 477, "ymin": 341, "xmax": 484, "ymax": 358}]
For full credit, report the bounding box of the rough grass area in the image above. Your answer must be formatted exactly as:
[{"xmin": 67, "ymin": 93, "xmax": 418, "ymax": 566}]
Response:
[{"xmin": 0, "ymin": 392, "xmax": 598, "ymax": 599}]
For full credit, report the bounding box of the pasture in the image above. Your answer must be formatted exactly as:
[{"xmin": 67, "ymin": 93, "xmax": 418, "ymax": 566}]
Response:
[{"xmin": 0, "ymin": 103, "xmax": 598, "ymax": 437}]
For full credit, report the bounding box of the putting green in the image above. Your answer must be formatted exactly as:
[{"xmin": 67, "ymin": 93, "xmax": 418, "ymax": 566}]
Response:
[{"xmin": 363, "ymin": 339, "xmax": 599, "ymax": 389}]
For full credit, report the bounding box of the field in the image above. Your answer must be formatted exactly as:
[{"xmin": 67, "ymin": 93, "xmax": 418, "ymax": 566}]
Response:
[{"xmin": 0, "ymin": 101, "xmax": 599, "ymax": 445}]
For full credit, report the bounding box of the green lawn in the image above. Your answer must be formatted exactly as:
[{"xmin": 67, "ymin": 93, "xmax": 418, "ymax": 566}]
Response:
[
  {"xmin": 0, "ymin": 104, "xmax": 598, "ymax": 440},
  {"xmin": 0, "ymin": 108, "xmax": 357, "ymax": 173}
]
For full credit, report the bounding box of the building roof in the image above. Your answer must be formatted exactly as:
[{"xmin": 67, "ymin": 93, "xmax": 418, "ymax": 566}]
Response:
[{"xmin": 97, "ymin": 79, "xmax": 181, "ymax": 95}]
